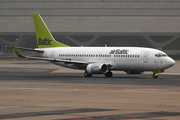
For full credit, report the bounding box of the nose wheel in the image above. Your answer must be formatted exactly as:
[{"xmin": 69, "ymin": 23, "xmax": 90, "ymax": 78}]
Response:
[{"xmin": 152, "ymin": 73, "xmax": 158, "ymax": 79}]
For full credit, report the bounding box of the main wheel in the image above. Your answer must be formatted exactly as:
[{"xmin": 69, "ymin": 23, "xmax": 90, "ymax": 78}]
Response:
[
  {"xmin": 152, "ymin": 73, "xmax": 158, "ymax": 79},
  {"xmin": 105, "ymin": 72, "xmax": 113, "ymax": 77},
  {"xmin": 84, "ymin": 71, "xmax": 92, "ymax": 77}
]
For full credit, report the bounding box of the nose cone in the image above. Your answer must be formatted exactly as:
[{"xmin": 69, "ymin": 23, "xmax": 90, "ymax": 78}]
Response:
[{"xmin": 166, "ymin": 57, "xmax": 175, "ymax": 68}]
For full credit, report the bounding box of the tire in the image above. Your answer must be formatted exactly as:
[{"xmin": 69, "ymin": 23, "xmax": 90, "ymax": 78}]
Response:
[
  {"xmin": 84, "ymin": 72, "xmax": 92, "ymax": 77},
  {"xmin": 152, "ymin": 74, "xmax": 158, "ymax": 79},
  {"xmin": 105, "ymin": 72, "xmax": 113, "ymax": 77}
]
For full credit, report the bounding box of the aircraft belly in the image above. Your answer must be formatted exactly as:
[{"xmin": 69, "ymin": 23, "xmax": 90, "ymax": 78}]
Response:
[
  {"xmin": 113, "ymin": 63, "xmax": 135, "ymax": 71},
  {"xmin": 114, "ymin": 59, "xmax": 157, "ymax": 71}
]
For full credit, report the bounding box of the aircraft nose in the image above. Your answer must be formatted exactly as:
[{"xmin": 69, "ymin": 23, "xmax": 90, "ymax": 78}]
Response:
[{"xmin": 167, "ymin": 57, "xmax": 175, "ymax": 67}]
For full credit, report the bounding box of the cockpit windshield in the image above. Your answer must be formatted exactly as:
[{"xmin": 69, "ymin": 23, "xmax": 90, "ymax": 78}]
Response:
[{"xmin": 155, "ymin": 53, "xmax": 167, "ymax": 57}]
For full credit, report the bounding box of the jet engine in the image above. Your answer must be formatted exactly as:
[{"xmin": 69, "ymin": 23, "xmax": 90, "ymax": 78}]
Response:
[
  {"xmin": 86, "ymin": 63, "xmax": 108, "ymax": 74},
  {"xmin": 125, "ymin": 71, "xmax": 144, "ymax": 74}
]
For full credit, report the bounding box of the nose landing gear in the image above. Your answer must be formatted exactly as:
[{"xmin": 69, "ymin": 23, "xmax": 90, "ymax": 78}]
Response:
[
  {"xmin": 152, "ymin": 73, "xmax": 158, "ymax": 79},
  {"xmin": 152, "ymin": 70, "xmax": 164, "ymax": 79}
]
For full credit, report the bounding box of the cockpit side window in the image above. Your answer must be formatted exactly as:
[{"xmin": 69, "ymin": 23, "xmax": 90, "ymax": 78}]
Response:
[
  {"xmin": 155, "ymin": 54, "xmax": 159, "ymax": 57},
  {"xmin": 162, "ymin": 54, "xmax": 167, "ymax": 57},
  {"xmin": 155, "ymin": 53, "xmax": 167, "ymax": 57}
]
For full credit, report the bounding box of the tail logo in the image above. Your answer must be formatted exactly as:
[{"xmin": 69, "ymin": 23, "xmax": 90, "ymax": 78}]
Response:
[{"xmin": 38, "ymin": 38, "xmax": 52, "ymax": 45}]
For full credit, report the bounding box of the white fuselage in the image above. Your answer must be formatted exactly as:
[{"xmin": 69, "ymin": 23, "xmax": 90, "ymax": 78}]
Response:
[{"xmin": 37, "ymin": 47, "xmax": 175, "ymax": 71}]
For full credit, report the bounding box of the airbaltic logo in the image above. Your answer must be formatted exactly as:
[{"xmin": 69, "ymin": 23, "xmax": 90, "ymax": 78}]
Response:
[
  {"xmin": 38, "ymin": 38, "xmax": 52, "ymax": 45},
  {"xmin": 109, "ymin": 49, "xmax": 129, "ymax": 54},
  {"xmin": 109, "ymin": 49, "xmax": 140, "ymax": 54}
]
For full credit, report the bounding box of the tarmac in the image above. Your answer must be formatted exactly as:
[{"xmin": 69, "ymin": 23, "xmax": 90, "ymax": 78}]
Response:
[{"xmin": 0, "ymin": 60, "xmax": 180, "ymax": 120}]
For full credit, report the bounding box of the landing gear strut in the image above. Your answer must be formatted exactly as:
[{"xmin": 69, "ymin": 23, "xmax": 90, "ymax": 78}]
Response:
[
  {"xmin": 105, "ymin": 71, "xmax": 113, "ymax": 77},
  {"xmin": 84, "ymin": 71, "xmax": 92, "ymax": 77},
  {"xmin": 152, "ymin": 73, "xmax": 158, "ymax": 79}
]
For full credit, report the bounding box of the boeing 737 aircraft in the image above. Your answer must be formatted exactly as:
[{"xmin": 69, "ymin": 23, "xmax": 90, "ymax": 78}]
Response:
[{"xmin": 12, "ymin": 13, "xmax": 175, "ymax": 78}]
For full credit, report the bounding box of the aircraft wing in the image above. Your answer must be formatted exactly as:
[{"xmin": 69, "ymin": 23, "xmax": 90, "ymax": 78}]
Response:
[
  {"xmin": 14, "ymin": 46, "xmax": 44, "ymax": 52},
  {"xmin": 11, "ymin": 44, "xmax": 88, "ymax": 64}
]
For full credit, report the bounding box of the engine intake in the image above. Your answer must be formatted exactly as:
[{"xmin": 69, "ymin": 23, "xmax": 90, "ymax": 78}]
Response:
[{"xmin": 86, "ymin": 63, "xmax": 108, "ymax": 74}]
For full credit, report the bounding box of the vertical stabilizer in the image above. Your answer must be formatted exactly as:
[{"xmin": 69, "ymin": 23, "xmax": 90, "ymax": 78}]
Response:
[{"xmin": 33, "ymin": 13, "xmax": 69, "ymax": 48}]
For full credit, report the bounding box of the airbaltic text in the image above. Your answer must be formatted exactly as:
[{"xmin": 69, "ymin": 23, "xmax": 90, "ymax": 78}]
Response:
[
  {"xmin": 38, "ymin": 38, "xmax": 52, "ymax": 45},
  {"xmin": 109, "ymin": 49, "xmax": 141, "ymax": 54}
]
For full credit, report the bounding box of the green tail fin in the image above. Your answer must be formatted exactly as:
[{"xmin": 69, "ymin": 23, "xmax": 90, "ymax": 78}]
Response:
[{"xmin": 33, "ymin": 13, "xmax": 69, "ymax": 48}]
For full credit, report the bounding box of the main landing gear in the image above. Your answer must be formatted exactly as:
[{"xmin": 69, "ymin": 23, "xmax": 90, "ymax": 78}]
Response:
[
  {"xmin": 105, "ymin": 71, "xmax": 113, "ymax": 77},
  {"xmin": 152, "ymin": 73, "xmax": 158, "ymax": 79},
  {"xmin": 84, "ymin": 71, "xmax": 113, "ymax": 77},
  {"xmin": 84, "ymin": 71, "xmax": 92, "ymax": 77}
]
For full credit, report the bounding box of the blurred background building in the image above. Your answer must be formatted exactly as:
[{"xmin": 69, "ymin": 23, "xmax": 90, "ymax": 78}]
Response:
[{"xmin": 0, "ymin": 0, "xmax": 180, "ymax": 59}]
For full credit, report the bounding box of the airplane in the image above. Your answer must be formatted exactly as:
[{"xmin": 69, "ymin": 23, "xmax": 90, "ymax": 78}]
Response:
[{"xmin": 11, "ymin": 13, "xmax": 175, "ymax": 79}]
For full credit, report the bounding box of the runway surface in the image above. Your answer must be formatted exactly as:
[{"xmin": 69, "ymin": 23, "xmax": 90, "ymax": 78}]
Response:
[
  {"xmin": 0, "ymin": 72, "xmax": 180, "ymax": 86},
  {"xmin": 0, "ymin": 72, "xmax": 180, "ymax": 120}
]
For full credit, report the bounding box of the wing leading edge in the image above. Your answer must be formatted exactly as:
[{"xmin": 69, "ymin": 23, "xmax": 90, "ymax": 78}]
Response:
[{"xmin": 14, "ymin": 46, "xmax": 44, "ymax": 52}]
